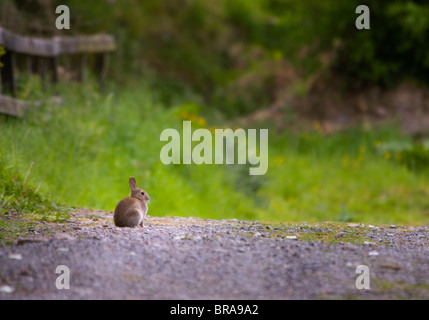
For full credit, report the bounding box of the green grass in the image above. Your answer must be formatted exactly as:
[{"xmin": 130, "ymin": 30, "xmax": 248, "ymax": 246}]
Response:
[
  {"xmin": 262, "ymin": 128, "xmax": 429, "ymax": 224},
  {"xmin": 0, "ymin": 213, "xmax": 35, "ymax": 245},
  {"xmin": 373, "ymin": 280, "xmax": 429, "ymax": 300},
  {"xmin": 249, "ymin": 221, "xmax": 377, "ymax": 245},
  {"xmin": 262, "ymin": 132, "xmax": 429, "ymax": 223},
  {"xmin": 1, "ymin": 79, "xmax": 429, "ymax": 225}
]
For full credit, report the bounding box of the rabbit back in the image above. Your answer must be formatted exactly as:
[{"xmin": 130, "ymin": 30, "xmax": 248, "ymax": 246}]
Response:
[{"xmin": 114, "ymin": 197, "xmax": 145, "ymax": 227}]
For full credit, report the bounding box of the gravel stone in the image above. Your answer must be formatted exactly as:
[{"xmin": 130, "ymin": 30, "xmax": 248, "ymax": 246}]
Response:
[{"xmin": 0, "ymin": 209, "xmax": 428, "ymax": 299}]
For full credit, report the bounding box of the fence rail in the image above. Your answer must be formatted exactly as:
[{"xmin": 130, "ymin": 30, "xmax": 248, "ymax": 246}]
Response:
[
  {"xmin": 0, "ymin": 93, "xmax": 34, "ymax": 117},
  {"xmin": 0, "ymin": 27, "xmax": 115, "ymax": 57},
  {"xmin": 0, "ymin": 27, "xmax": 116, "ymax": 117}
]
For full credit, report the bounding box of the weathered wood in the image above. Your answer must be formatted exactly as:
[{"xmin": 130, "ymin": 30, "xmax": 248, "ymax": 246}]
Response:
[
  {"xmin": 93, "ymin": 52, "xmax": 109, "ymax": 85},
  {"xmin": 49, "ymin": 57, "xmax": 58, "ymax": 83},
  {"xmin": 26, "ymin": 55, "xmax": 32, "ymax": 74},
  {"xmin": 0, "ymin": 94, "xmax": 28, "ymax": 117},
  {"xmin": 0, "ymin": 27, "xmax": 116, "ymax": 116},
  {"xmin": 40, "ymin": 57, "xmax": 47, "ymax": 82},
  {"xmin": 0, "ymin": 27, "xmax": 116, "ymax": 57},
  {"xmin": 0, "ymin": 50, "xmax": 17, "ymax": 97},
  {"xmin": 80, "ymin": 54, "xmax": 87, "ymax": 82},
  {"xmin": 30, "ymin": 55, "xmax": 40, "ymax": 74}
]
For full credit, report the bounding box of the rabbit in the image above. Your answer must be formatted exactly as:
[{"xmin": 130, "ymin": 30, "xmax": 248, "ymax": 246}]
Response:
[{"xmin": 114, "ymin": 177, "xmax": 150, "ymax": 227}]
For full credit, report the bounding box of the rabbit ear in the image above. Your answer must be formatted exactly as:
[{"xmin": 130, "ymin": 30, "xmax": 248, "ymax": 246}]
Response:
[{"xmin": 129, "ymin": 177, "xmax": 137, "ymax": 191}]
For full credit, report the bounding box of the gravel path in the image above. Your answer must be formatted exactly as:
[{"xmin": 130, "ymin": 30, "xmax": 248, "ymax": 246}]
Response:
[{"xmin": 0, "ymin": 209, "xmax": 428, "ymax": 299}]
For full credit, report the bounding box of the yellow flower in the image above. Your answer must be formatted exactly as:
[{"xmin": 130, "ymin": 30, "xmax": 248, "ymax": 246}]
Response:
[
  {"xmin": 274, "ymin": 156, "xmax": 285, "ymax": 165},
  {"xmin": 179, "ymin": 112, "xmax": 207, "ymax": 127},
  {"xmin": 193, "ymin": 115, "xmax": 207, "ymax": 127},
  {"xmin": 342, "ymin": 155, "xmax": 349, "ymax": 167},
  {"xmin": 384, "ymin": 152, "xmax": 391, "ymax": 160},
  {"xmin": 312, "ymin": 121, "xmax": 321, "ymax": 132},
  {"xmin": 179, "ymin": 111, "xmax": 190, "ymax": 119},
  {"xmin": 208, "ymin": 126, "xmax": 217, "ymax": 133}
]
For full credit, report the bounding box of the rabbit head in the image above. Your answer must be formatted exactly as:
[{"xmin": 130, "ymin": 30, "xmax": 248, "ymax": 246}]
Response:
[{"xmin": 129, "ymin": 177, "xmax": 150, "ymax": 203}]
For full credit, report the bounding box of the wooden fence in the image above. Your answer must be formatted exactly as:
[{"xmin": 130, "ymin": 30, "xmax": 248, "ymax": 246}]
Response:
[{"xmin": 0, "ymin": 27, "xmax": 116, "ymax": 116}]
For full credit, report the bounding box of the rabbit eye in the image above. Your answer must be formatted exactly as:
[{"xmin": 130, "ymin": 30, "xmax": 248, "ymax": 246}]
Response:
[{"xmin": 141, "ymin": 192, "xmax": 145, "ymax": 195}]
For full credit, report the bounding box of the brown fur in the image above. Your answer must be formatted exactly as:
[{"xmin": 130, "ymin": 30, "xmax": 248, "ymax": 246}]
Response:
[{"xmin": 113, "ymin": 177, "xmax": 150, "ymax": 227}]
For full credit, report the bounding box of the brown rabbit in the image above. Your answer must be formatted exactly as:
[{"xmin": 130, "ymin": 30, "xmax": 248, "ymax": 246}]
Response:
[{"xmin": 114, "ymin": 177, "xmax": 150, "ymax": 227}]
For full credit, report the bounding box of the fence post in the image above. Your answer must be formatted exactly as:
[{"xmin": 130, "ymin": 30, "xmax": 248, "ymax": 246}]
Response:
[
  {"xmin": 94, "ymin": 52, "xmax": 109, "ymax": 87},
  {"xmin": 49, "ymin": 57, "xmax": 59, "ymax": 83},
  {"xmin": 0, "ymin": 50, "xmax": 17, "ymax": 97}
]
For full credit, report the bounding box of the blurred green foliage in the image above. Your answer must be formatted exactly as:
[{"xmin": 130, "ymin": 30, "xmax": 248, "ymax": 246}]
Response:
[
  {"xmin": 63, "ymin": 0, "xmax": 429, "ymax": 104},
  {"xmin": 377, "ymin": 139, "xmax": 429, "ymax": 173},
  {"xmin": 1, "ymin": 1, "xmax": 429, "ymax": 225},
  {"xmin": 0, "ymin": 158, "xmax": 61, "ymax": 216},
  {"xmin": 2, "ymin": 0, "xmax": 429, "ymax": 111},
  {"xmin": 0, "ymin": 46, "xmax": 5, "ymax": 67},
  {"xmin": 335, "ymin": 1, "xmax": 429, "ymax": 87},
  {"xmin": 1, "ymin": 80, "xmax": 429, "ymax": 224}
]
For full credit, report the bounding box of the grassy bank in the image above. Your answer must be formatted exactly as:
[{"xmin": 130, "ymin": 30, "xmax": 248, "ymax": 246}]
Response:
[{"xmin": 1, "ymin": 80, "xmax": 429, "ymax": 225}]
